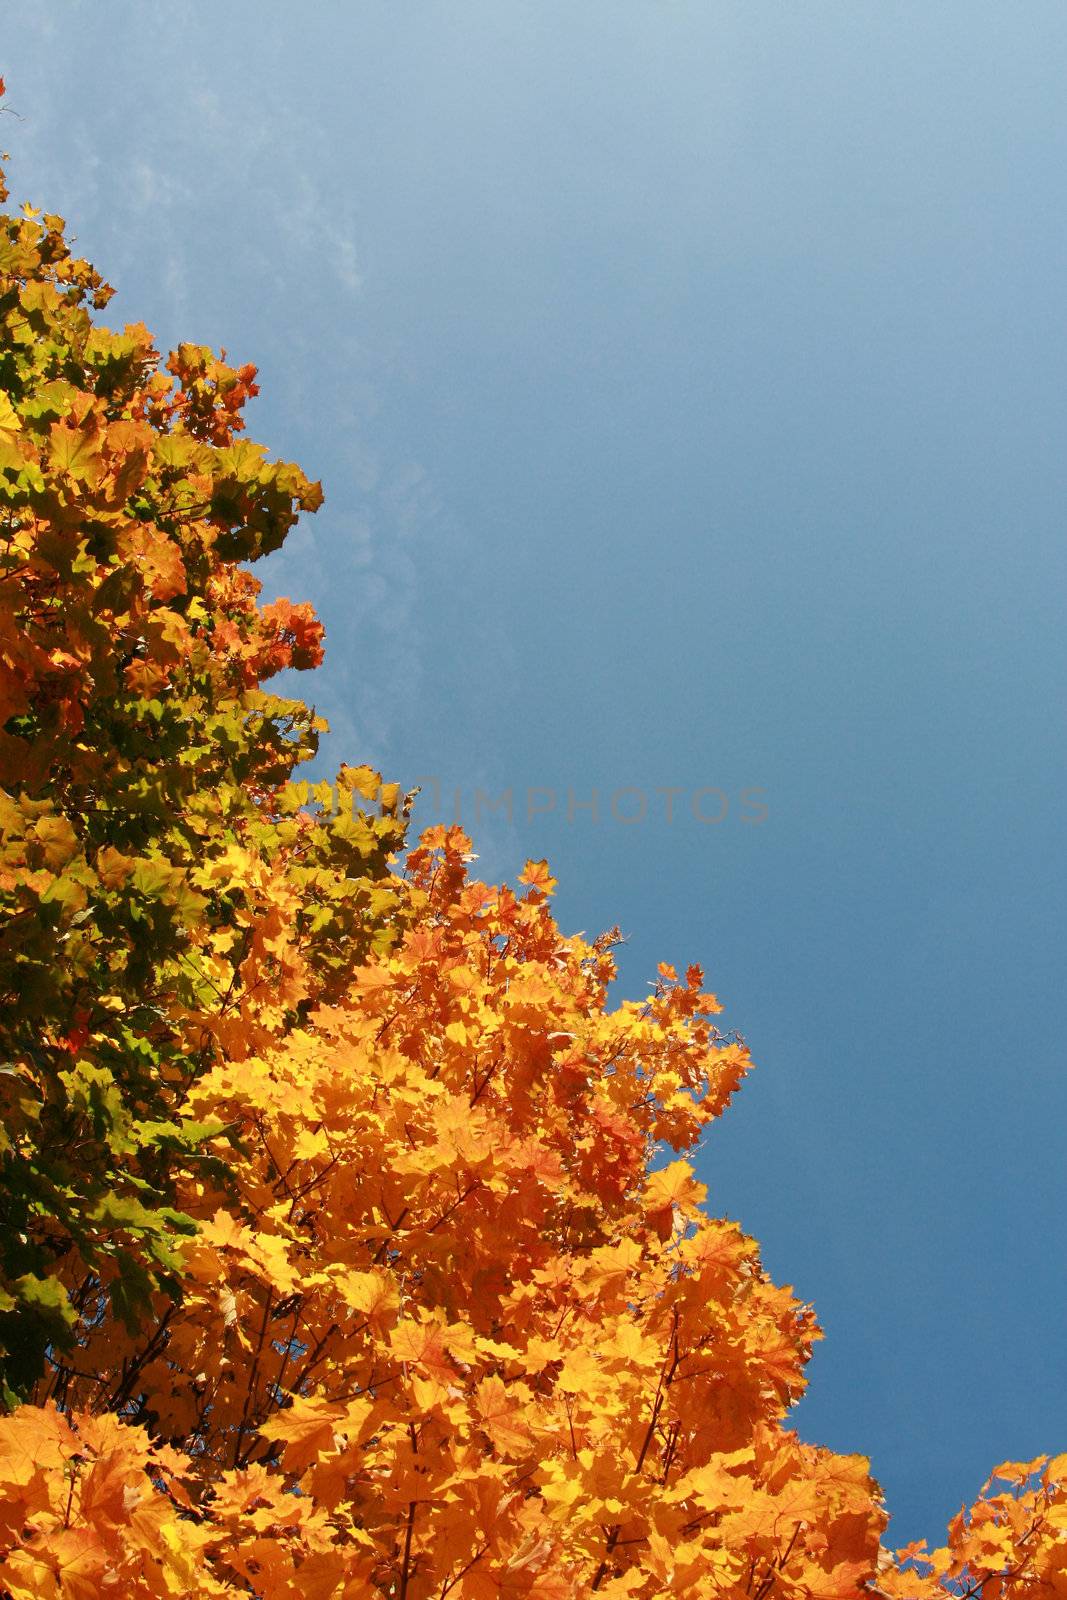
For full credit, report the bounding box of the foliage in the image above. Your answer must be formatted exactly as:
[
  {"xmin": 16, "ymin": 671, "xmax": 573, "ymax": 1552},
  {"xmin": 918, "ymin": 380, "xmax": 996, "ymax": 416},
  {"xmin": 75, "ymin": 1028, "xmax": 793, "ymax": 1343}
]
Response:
[
  {"xmin": 7, "ymin": 828, "xmax": 890, "ymax": 1597},
  {"xmin": 882, "ymin": 1458, "xmax": 1067, "ymax": 1600},
  {"xmin": 0, "ymin": 107, "xmax": 409, "ymax": 1399},
  {"xmin": 0, "ymin": 87, "xmax": 1062, "ymax": 1600}
]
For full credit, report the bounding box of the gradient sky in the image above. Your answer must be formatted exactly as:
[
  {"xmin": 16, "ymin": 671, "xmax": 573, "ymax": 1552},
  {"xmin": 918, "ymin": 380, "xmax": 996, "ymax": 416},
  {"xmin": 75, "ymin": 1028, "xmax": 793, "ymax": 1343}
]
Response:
[{"xmin": 5, "ymin": 1, "xmax": 1066, "ymax": 1546}]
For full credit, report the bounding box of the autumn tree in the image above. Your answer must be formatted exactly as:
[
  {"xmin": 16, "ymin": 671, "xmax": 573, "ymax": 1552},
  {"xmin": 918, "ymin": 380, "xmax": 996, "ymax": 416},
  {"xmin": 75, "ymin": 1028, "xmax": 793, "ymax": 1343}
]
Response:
[
  {"xmin": 1, "ymin": 90, "xmax": 1064, "ymax": 1600},
  {"xmin": 0, "ymin": 105, "xmax": 409, "ymax": 1401}
]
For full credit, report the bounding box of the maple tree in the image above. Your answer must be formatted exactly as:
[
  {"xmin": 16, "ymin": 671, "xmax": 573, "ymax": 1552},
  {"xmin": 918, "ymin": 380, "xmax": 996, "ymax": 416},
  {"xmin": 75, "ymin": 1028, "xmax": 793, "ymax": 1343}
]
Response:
[
  {"xmin": 0, "ymin": 109, "xmax": 409, "ymax": 1401},
  {"xmin": 0, "ymin": 87, "xmax": 1063, "ymax": 1600}
]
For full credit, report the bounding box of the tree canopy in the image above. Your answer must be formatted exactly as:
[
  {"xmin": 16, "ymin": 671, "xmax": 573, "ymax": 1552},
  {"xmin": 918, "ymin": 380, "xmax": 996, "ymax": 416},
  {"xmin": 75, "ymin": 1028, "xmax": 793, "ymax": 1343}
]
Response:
[{"xmin": 1, "ymin": 91, "xmax": 1065, "ymax": 1600}]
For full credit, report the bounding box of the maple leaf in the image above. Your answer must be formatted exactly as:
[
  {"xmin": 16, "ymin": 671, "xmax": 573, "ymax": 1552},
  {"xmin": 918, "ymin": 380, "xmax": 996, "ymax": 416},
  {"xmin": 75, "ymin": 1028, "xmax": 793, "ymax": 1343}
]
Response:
[
  {"xmin": 518, "ymin": 858, "xmax": 557, "ymax": 895},
  {"xmin": 476, "ymin": 1375, "xmax": 535, "ymax": 1458},
  {"xmin": 259, "ymin": 1395, "xmax": 347, "ymax": 1473},
  {"xmin": 48, "ymin": 420, "xmax": 103, "ymax": 485},
  {"xmin": 644, "ymin": 1159, "xmax": 707, "ymax": 1213},
  {"xmin": 336, "ymin": 1267, "xmax": 400, "ymax": 1324}
]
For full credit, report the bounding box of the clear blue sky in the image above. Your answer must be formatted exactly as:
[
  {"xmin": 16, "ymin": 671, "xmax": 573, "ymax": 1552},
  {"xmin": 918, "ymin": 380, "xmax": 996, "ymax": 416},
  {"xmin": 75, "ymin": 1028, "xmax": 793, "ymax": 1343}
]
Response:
[{"xmin": 5, "ymin": 1, "xmax": 1065, "ymax": 1546}]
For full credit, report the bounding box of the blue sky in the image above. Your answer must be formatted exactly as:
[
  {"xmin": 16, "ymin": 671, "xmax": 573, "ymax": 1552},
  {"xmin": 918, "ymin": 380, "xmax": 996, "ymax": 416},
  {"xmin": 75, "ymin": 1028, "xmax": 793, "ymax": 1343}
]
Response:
[{"xmin": 5, "ymin": 1, "xmax": 1066, "ymax": 1545}]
